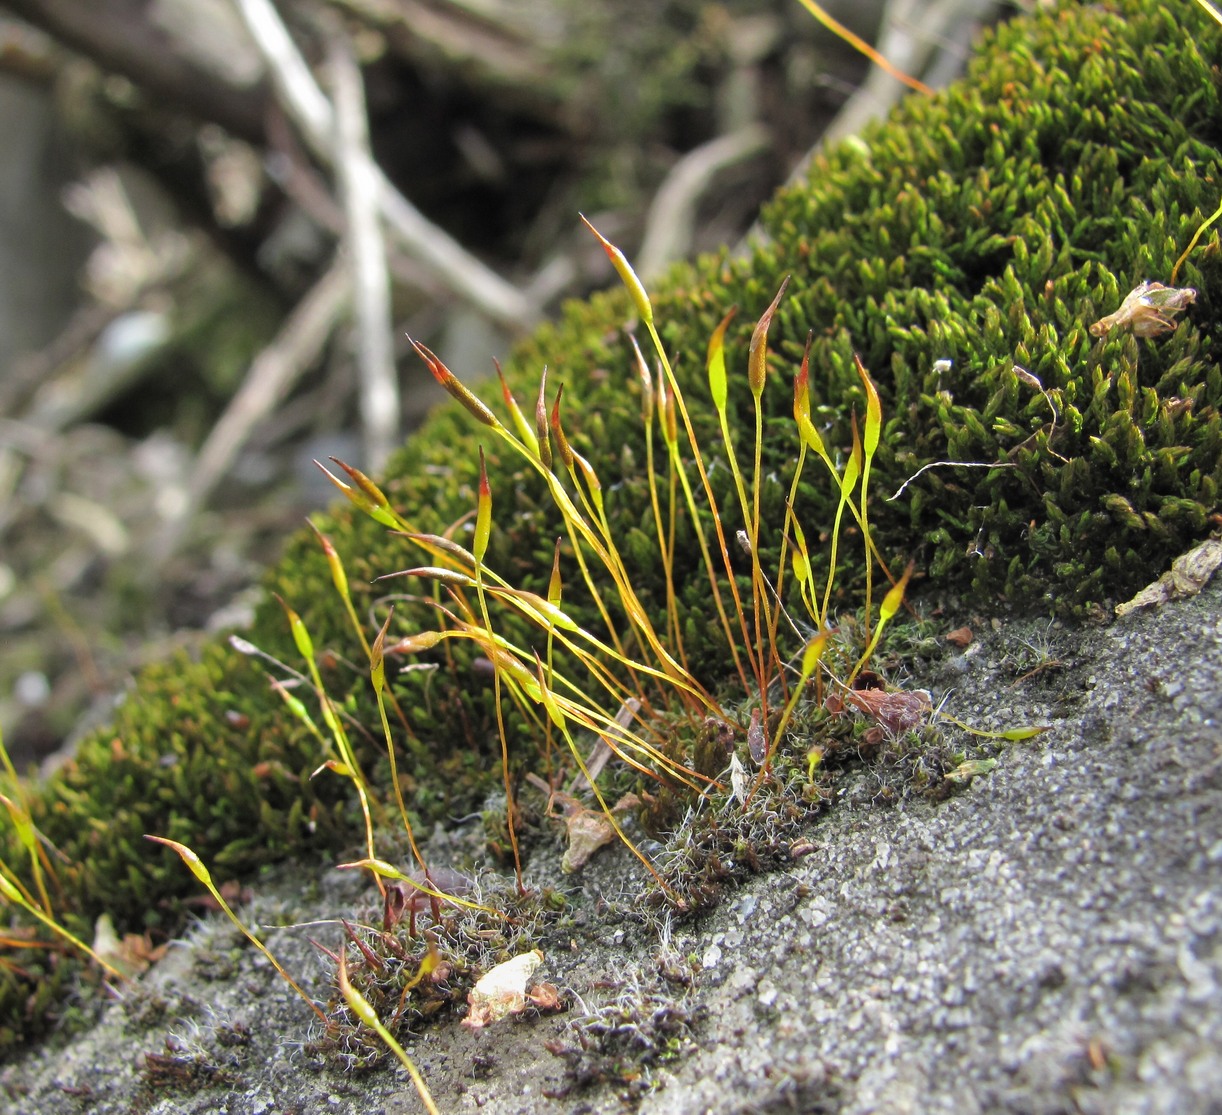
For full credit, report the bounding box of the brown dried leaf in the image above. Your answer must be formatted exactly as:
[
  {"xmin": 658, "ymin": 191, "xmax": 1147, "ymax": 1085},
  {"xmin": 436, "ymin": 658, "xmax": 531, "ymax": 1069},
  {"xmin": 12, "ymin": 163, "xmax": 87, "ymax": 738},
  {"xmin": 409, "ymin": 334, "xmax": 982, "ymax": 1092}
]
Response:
[
  {"xmin": 527, "ymin": 982, "xmax": 564, "ymax": 1012},
  {"xmin": 944, "ymin": 758, "xmax": 998, "ymax": 785},
  {"xmin": 1115, "ymin": 538, "xmax": 1222, "ymax": 616},
  {"xmin": 560, "ymin": 810, "xmax": 616, "ymax": 873},
  {"xmin": 747, "ymin": 707, "xmax": 767, "ymax": 765},
  {"xmin": 92, "ymin": 914, "xmax": 168, "ymax": 978},
  {"xmin": 543, "ymin": 789, "xmax": 640, "ymax": 873},
  {"xmin": 836, "ymin": 686, "xmax": 933, "ymax": 735}
]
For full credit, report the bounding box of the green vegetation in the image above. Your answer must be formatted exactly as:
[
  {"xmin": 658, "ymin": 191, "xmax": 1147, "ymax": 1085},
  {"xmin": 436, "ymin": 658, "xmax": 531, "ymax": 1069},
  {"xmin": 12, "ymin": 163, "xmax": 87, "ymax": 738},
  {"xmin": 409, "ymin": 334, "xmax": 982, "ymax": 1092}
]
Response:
[{"xmin": 1, "ymin": 0, "xmax": 1219, "ymax": 1052}]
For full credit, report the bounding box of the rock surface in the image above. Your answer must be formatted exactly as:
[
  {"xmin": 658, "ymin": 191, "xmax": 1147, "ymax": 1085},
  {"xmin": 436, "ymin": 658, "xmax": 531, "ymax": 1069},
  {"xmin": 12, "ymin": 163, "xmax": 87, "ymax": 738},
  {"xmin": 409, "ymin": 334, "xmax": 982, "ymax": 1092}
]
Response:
[{"xmin": 2, "ymin": 573, "xmax": 1219, "ymax": 1115}]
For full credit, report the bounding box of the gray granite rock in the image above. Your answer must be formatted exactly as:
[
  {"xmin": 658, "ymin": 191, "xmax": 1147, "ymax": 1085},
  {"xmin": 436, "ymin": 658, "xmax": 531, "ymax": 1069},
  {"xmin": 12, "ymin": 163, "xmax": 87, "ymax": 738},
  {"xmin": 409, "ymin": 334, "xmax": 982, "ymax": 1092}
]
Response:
[{"xmin": 3, "ymin": 576, "xmax": 1219, "ymax": 1115}]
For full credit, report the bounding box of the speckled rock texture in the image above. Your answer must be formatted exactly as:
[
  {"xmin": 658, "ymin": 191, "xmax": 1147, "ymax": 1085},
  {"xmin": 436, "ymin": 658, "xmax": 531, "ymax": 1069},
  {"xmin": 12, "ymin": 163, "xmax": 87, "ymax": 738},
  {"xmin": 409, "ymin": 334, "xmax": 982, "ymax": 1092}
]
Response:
[{"xmin": 3, "ymin": 573, "xmax": 1218, "ymax": 1114}]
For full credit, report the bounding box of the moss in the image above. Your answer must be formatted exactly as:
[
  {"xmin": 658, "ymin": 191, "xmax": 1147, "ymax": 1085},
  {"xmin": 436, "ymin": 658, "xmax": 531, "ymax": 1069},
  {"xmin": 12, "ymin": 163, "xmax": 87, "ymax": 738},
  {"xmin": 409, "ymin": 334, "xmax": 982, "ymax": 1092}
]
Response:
[{"xmin": 2, "ymin": 0, "xmax": 1220, "ymax": 1047}]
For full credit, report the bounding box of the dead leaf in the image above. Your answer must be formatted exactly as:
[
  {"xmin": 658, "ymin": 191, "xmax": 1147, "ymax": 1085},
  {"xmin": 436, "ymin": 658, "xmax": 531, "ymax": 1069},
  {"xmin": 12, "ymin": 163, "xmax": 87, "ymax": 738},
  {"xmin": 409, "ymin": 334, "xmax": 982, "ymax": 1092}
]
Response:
[
  {"xmin": 529, "ymin": 778, "xmax": 640, "ymax": 873},
  {"xmin": 1115, "ymin": 538, "xmax": 1222, "ymax": 616},
  {"xmin": 92, "ymin": 913, "xmax": 167, "ymax": 978},
  {"xmin": 729, "ymin": 752, "xmax": 748, "ymax": 805},
  {"xmin": 560, "ymin": 809, "xmax": 616, "ymax": 873},
  {"xmin": 830, "ymin": 686, "xmax": 933, "ymax": 735},
  {"xmin": 1089, "ymin": 281, "xmax": 1196, "ymax": 338},
  {"xmin": 747, "ymin": 707, "xmax": 767, "ymax": 765},
  {"xmin": 527, "ymin": 982, "xmax": 563, "ymax": 1011}
]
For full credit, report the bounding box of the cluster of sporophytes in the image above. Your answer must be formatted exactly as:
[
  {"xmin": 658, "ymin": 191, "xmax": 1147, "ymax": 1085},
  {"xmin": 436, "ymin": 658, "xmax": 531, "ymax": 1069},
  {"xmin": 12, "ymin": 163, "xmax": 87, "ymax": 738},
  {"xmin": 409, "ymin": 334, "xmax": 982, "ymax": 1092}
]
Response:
[
  {"xmin": 152, "ymin": 217, "xmax": 948, "ymax": 1105},
  {"xmin": 1, "ymin": 0, "xmax": 1220, "ymax": 1060}
]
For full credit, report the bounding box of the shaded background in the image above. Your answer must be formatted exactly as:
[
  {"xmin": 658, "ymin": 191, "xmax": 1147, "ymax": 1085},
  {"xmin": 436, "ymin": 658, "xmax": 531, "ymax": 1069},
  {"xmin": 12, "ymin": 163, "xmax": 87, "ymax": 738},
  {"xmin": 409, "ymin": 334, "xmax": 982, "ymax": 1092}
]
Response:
[{"xmin": 0, "ymin": 0, "xmax": 999, "ymax": 767}]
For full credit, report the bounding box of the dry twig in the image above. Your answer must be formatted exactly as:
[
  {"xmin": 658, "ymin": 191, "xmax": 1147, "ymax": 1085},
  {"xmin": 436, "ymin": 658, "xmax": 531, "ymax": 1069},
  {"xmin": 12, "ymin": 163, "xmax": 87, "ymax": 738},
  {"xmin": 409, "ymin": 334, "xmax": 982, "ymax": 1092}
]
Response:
[
  {"xmin": 328, "ymin": 30, "xmax": 399, "ymax": 472},
  {"xmin": 232, "ymin": 0, "xmax": 537, "ymax": 328},
  {"xmin": 637, "ymin": 125, "xmax": 770, "ymax": 281},
  {"xmin": 160, "ymin": 256, "xmax": 351, "ymax": 554}
]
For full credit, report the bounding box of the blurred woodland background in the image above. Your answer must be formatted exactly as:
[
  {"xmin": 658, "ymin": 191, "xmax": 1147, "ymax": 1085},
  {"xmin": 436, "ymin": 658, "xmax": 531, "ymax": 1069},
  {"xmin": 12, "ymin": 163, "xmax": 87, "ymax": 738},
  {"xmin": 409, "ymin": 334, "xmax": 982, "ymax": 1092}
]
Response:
[{"xmin": 0, "ymin": 0, "xmax": 1001, "ymax": 769}]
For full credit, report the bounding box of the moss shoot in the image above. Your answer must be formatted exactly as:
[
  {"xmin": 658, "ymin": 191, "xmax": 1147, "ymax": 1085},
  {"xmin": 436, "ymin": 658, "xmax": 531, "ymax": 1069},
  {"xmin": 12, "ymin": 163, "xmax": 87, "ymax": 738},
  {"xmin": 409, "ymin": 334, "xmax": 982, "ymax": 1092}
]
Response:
[{"xmin": 2, "ymin": 0, "xmax": 1219, "ymax": 1049}]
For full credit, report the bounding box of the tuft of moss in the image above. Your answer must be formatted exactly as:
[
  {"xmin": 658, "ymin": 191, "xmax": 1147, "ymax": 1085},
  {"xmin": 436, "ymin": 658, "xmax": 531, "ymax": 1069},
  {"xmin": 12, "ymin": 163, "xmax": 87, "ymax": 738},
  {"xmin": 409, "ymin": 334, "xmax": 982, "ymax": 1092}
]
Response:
[{"xmin": 2, "ymin": 0, "xmax": 1220, "ymax": 1046}]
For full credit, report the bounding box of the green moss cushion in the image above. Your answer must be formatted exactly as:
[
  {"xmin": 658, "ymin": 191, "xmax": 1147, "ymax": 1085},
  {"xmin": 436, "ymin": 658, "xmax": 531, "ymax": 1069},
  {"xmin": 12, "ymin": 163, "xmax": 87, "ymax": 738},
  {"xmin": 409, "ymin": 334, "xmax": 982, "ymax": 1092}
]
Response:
[{"xmin": 4, "ymin": 0, "xmax": 1219, "ymax": 1044}]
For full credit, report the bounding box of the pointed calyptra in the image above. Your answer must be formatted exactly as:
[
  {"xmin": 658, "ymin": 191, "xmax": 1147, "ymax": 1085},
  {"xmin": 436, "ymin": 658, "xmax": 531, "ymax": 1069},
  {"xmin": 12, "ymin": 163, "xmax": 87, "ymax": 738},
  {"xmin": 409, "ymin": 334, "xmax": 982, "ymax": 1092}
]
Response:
[
  {"xmin": 580, "ymin": 215, "xmax": 653, "ymax": 325},
  {"xmin": 314, "ymin": 459, "xmax": 399, "ymax": 530},
  {"xmin": 629, "ymin": 334, "xmax": 654, "ymax": 426},
  {"xmin": 550, "ymin": 387, "xmax": 575, "ymax": 470},
  {"xmin": 855, "ymin": 354, "xmax": 882, "ymax": 459},
  {"xmin": 658, "ymin": 374, "xmax": 678, "ymax": 449},
  {"xmin": 793, "ymin": 333, "xmax": 829, "ymax": 458},
  {"xmin": 408, "ymin": 337, "xmax": 498, "ymax": 427},
  {"xmin": 308, "ymin": 520, "xmax": 350, "ymax": 598},
  {"xmin": 385, "ymin": 630, "xmax": 446, "ymax": 655},
  {"xmin": 535, "ymin": 367, "xmax": 553, "ymax": 469},
  {"xmin": 370, "ymin": 607, "xmax": 393, "ymax": 694},
  {"xmin": 275, "ymin": 594, "xmax": 315, "ymax": 662},
  {"xmin": 495, "ymin": 358, "xmax": 538, "ymax": 453},
  {"xmin": 748, "ymin": 277, "xmax": 790, "ymax": 400},
  {"xmin": 547, "ymin": 538, "xmax": 563, "ymax": 606},
  {"xmin": 707, "ymin": 307, "xmax": 737, "ymax": 412},
  {"xmin": 878, "ymin": 560, "xmax": 914, "ymax": 626}
]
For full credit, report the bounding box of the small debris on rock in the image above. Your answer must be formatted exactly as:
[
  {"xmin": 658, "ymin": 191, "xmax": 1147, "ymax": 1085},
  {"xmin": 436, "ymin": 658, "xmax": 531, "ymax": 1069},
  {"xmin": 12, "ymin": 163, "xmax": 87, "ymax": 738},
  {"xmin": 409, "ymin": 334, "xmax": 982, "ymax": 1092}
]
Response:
[
  {"xmin": 946, "ymin": 626, "xmax": 973, "ymax": 647},
  {"xmin": 1115, "ymin": 538, "xmax": 1222, "ymax": 616},
  {"xmin": 1089, "ymin": 280, "xmax": 1196, "ymax": 338}
]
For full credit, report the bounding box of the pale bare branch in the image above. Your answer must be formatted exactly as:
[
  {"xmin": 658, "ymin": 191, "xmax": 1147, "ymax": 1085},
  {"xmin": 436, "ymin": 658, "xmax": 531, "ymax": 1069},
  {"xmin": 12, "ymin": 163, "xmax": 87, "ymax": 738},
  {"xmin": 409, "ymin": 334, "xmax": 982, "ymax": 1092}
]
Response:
[
  {"xmin": 328, "ymin": 30, "xmax": 398, "ymax": 472},
  {"xmin": 232, "ymin": 0, "xmax": 537, "ymax": 328}
]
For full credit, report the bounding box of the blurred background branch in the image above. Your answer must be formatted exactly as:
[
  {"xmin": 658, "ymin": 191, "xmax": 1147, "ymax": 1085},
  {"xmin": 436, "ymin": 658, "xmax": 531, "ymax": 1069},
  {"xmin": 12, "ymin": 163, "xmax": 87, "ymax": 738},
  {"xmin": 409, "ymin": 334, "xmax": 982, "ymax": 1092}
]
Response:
[{"xmin": 0, "ymin": 0, "xmax": 998, "ymax": 767}]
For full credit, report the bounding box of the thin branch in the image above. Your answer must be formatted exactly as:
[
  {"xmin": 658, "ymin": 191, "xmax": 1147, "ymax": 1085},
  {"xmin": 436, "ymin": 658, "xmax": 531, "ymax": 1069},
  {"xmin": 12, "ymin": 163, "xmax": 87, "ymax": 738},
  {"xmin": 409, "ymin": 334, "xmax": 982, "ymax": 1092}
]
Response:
[
  {"xmin": 3, "ymin": 0, "xmax": 269, "ymax": 141},
  {"xmin": 231, "ymin": 0, "xmax": 333, "ymax": 144},
  {"xmin": 637, "ymin": 125, "xmax": 770, "ymax": 281},
  {"xmin": 160, "ymin": 255, "xmax": 350, "ymax": 553},
  {"xmin": 328, "ymin": 30, "xmax": 399, "ymax": 473},
  {"xmin": 231, "ymin": 0, "xmax": 537, "ymax": 329}
]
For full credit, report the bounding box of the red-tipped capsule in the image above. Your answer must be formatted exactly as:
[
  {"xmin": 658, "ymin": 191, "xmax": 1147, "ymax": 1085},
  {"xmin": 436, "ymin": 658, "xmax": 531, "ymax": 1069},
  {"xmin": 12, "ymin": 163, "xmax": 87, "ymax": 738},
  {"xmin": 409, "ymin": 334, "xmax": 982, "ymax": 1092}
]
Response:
[
  {"xmin": 408, "ymin": 337, "xmax": 498, "ymax": 427},
  {"xmin": 748, "ymin": 277, "xmax": 789, "ymax": 399},
  {"xmin": 580, "ymin": 215, "xmax": 653, "ymax": 325}
]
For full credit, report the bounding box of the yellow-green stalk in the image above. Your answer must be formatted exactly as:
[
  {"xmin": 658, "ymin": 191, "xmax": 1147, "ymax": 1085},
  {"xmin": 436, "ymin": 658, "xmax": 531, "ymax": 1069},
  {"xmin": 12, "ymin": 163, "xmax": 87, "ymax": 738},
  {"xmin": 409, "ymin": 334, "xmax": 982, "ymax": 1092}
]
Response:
[
  {"xmin": 532, "ymin": 653, "xmax": 676, "ymax": 899},
  {"xmin": 854, "ymin": 355, "xmax": 884, "ymax": 642},
  {"xmin": 145, "ymin": 836, "xmax": 327, "ymax": 1023},
  {"xmin": 847, "ymin": 560, "xmax": 913, "ymax": 687},
  {"xmin": 820, "ymin": 413, "xmax": 863, "ymax": 627},
  {"xmin": 0, "ymin": 865, "xmax": 122, "ymax": 981},
  {"xmin": 471, "ymin": 448, "xmax": 525, "ymax": 892},
  {"xmin": 744, "ymin": 279, "xmax": 789, "ymax": 696},
  {"xmin": 0, "ymin": 726, "xmax": 53, "ymax": 918},
  {"xmin": 337, "ymin": 949, "xmax": 440, "ymax": 1114},
  {"xmin": 630, "ymin": 335, "xmax": 685, "ymax": 667},
  {"xmin": 769, "ymin": 630, "xmax": 834, "ymax": 763},
  {"xmin": 705, "ymin": 306, "xmax": 766, "ymax": 697},
  {"xmin": 275, "ymin": 595, "xmax": 380, "ymax": 879},
  {"xmin": 369, "ymin": 607, "xmax": 429, "ymax": 875}
]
